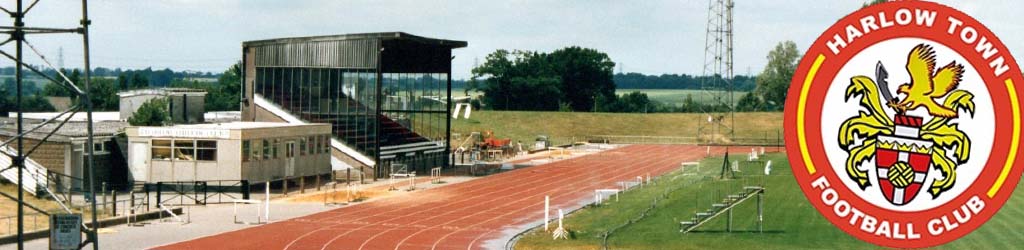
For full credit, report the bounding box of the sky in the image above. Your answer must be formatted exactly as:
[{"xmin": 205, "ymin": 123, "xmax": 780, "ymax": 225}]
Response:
[{"xmin": 1, "ymin": 0, "xmax": 1019, "ymax": 80}]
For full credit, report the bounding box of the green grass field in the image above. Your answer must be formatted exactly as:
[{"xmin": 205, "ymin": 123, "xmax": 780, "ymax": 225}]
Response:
[
  {"xmin": 514, "ymin": 153, "xmax": 1024, "ymax": 250},
  {"xmin": 616, "ymin": 89, "xmax": 747, "ymax": 106},
  {"xmin": 452, "ymin": 111, "xmax": 782, "ymax": 145}
]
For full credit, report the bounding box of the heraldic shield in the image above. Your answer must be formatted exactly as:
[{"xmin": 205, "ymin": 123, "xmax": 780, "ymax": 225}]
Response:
[{"xmin": 874, "ymin": 115, "xmax": 934, "ymax": 206}]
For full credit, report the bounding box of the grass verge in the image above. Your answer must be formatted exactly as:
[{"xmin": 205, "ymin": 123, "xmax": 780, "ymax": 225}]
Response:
[{"xmin": 452, "ymin": 111, "xmax": 782, "ymax": 145}]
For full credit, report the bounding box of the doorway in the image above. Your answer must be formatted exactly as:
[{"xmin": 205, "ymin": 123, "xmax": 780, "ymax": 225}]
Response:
[{"xmin": 285, "ymin": 141, "xmax": 296, "ymax": 177}]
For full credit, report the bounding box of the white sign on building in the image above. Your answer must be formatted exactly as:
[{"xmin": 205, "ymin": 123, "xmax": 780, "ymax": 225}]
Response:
[
  {"xmin": 138, "ymin": 127, "xmax": 230, "ymax": 139},
  {"xmin": 49, "ymin": 214, "xmax": 82, "ymax": 250}
]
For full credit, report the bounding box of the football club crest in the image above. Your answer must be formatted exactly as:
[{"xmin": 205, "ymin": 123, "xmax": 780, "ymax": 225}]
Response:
[{"xmin": 785, "ymin": 1, "xmax": 1024, "ymax": 248}]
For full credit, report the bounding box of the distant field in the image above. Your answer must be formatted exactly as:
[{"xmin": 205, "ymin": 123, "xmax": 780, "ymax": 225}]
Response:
[
  {"xmin": 451, "ymin": 88, "xmax": 747, "ymax": 106},
  {"xmin": 451, "ymin": 111, "xmax": 783, "ymax": 145},
  {"xmin": 514, "ymin": 153, "xmax": 1024, "ymax": 250},
  {"xmin": 617, "ymin": 89, "xmax": 748, "ymax": 106},
  {"xmin": 0, "ymin": 75, "xmax": 49, "ymax": 92}
]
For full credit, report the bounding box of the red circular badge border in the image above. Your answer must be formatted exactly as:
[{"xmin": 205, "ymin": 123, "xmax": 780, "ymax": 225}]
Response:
[{"xmin": 784, "ymin": 1, "xmax": 1024, "ymax": 248}]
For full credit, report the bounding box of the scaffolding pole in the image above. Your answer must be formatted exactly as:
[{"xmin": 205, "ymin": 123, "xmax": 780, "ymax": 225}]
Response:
[{"xmin": 0, "ymin": 0, "xmax": 96, "ymax": 249}]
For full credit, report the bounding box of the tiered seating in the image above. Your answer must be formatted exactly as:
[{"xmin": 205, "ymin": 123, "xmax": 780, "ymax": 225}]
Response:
[{"xmin": 261, "ymin": 92, "xmax": 432, "ymax": 157}]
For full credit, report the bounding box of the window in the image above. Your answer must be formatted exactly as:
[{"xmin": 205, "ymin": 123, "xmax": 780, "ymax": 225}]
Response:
[
  {"xmin": 242, "ymin": 140, "xmax": 251, "ymax": 162},
  {"xmin": 152, "ymin": 140, "xmax": 172, "ymax": 160},
  {"xmin": 262, "ymin": 139, "xmax": 271, "ymax": 160},
  {"xmin": 252, "ymin": 140, "xmax": 262, "ymax": 161},
  {"xmin": 272, "ymin": 139, "xmax": 279, "ymax": 159},
  {"xmin": 322, "ymin": 135, "xmax": 330, "ymax": 154},
  {"xmin": 174, "ymin": 140, "xmax": 195, "ymax": 161},
  {"xmin": 299, "ymin": 137, "xmax": 307, "ymax": 156},
  {"xmin": 93, "ymin": 142, "xmax": 106, "ymax": 153},
  {"xmin": 307, "ymin": 136, "xmax": 315, "ymax": 156},
  {"xmin": 196, "ymin": 140, "xmax": 217, "ymax": 161},
  {"xmin": 312, "ymin": 136, "xmax": 319, "ymax": 155}
]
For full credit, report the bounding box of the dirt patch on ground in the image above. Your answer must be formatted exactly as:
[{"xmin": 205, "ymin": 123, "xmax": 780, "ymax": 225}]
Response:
[{"xmin": 281, "ymin": 176, "xmax": 476, "ymax": 204}]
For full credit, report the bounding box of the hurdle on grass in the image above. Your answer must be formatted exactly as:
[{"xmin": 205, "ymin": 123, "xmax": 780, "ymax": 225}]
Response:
[
  {"xmin": 681, "ymin": 162, "xmax": 700, "ymax": 175},
  {"xmin": 618, "ymin": 178, "xmax": 642, "ymax": 191},
  {"xmin": 594, "ymin": 189, "xmax": 620, "ymax": 204}
]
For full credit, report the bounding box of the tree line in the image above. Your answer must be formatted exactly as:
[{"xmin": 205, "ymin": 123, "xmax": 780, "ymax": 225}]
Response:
[
  {"xmin": 613, "ymin": 73, "xmax": 756, "ymax": 91},
  {"xmin": 3, "ymin": 40, "xmax": 802, "ymax": 116},
  {"xmin": 467, "ymin": 41, "xmax": 800, "ymax": 113},
  {"xmin": 0, "ymin": 66, "xmax": 219, "ymax": 83},
  {"xmin": 468, "ymin": 47, "xmax": 617, "ymax": 112},
  {"xmin": 0, "ymin": 63, "xmax": 240, "ymax": 116}
]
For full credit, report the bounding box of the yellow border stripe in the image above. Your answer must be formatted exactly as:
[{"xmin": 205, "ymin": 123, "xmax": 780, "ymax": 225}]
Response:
[
  {"xmin": 988, "ymin": 79, "xmax": 1020, "ymax": 198},
  {"xmin": 798, "ymin": 54, "xmax": 827, "ymax": 175}
]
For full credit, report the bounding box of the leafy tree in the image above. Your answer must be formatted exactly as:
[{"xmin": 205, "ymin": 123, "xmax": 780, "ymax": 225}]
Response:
[
  {"xmin": 471, "ymin": 47, "xmax": 616, "ymax": 112},
  {"xmin": 128, "ymin": 98, "xmax": 170, "ymax": 126},
  {"xmin": 471, "ymin": 50, "xmax": 558, "ymax": 111},
  {"xmin": 1, "ymin": 78, "xmax": 40, "ymax": 95},
  {"xmin": 735, "ymin": 92, "xmax": 765, "ymax": 112},
  {"xmin": 613, "ymin": 73, "xmax": 757, "ymax": 91},
  {"xmin": 42, "ymin": 69, "xmax": 80, "ymax": 97},
  {"xmin": 22, "ymin": 94, "xmax": 55, "ymax": 112},
  {"xmin": 208, "ymin": 62, "xmax": 241, "ymax": 111},
  {"xmin": 0, "ymin": 94, "xmax": 53, "ymax": 113},
  {"xmin": 616, "ymin": 92, "xmax": 653, "ymax": 113},
  {"xmin": 167, "ymin": 62, "xmax": 241, "ymax": 111},
  {"xmin": 680, "ymin": 94, "xmax": 700, "ymax": 113},
  {"xmin": 0, "ymin": 93, "xmax": 54, "ymax": 113},
  {"xmin": 754, "ymin": 41, "xmax": 800, "ymax": 111},
  {"xmin": 548, "ymin": 47, "xmax": 616, "ymax": 111},
  {"xmin": 118, "ymin": 72, "xmax": 149, "ymax": 90},
  {"xmin": 86, "ymin": 77, "xmax": 119, "ymax": 111}
]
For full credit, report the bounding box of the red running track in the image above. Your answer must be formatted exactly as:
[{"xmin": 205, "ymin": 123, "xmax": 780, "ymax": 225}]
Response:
[{"xmin": 158, "ymin": 145, "xmax": 765, "ymax": 250}]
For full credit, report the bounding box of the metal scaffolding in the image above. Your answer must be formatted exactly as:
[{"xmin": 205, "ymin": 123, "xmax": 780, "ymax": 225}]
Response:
[{"xmin": 0, "ymin": 0, "xmax": 97, "ymax": 249}]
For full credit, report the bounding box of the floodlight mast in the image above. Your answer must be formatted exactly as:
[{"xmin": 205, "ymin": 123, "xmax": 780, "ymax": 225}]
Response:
[{"xmin": 698, "ymin": 0, "xmax": 736, "ymax": 144}]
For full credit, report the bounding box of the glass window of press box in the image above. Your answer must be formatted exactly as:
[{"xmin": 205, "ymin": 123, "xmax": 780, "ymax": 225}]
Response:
[{"xmin": 150, "ymin": 139, "xmax": 218, "ymax": 161}]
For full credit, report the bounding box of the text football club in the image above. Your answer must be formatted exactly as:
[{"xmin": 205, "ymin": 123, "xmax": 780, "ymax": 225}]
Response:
[{"xmin": 784, "ymin": 1, "xmax": 1024, "ymax": 248}]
